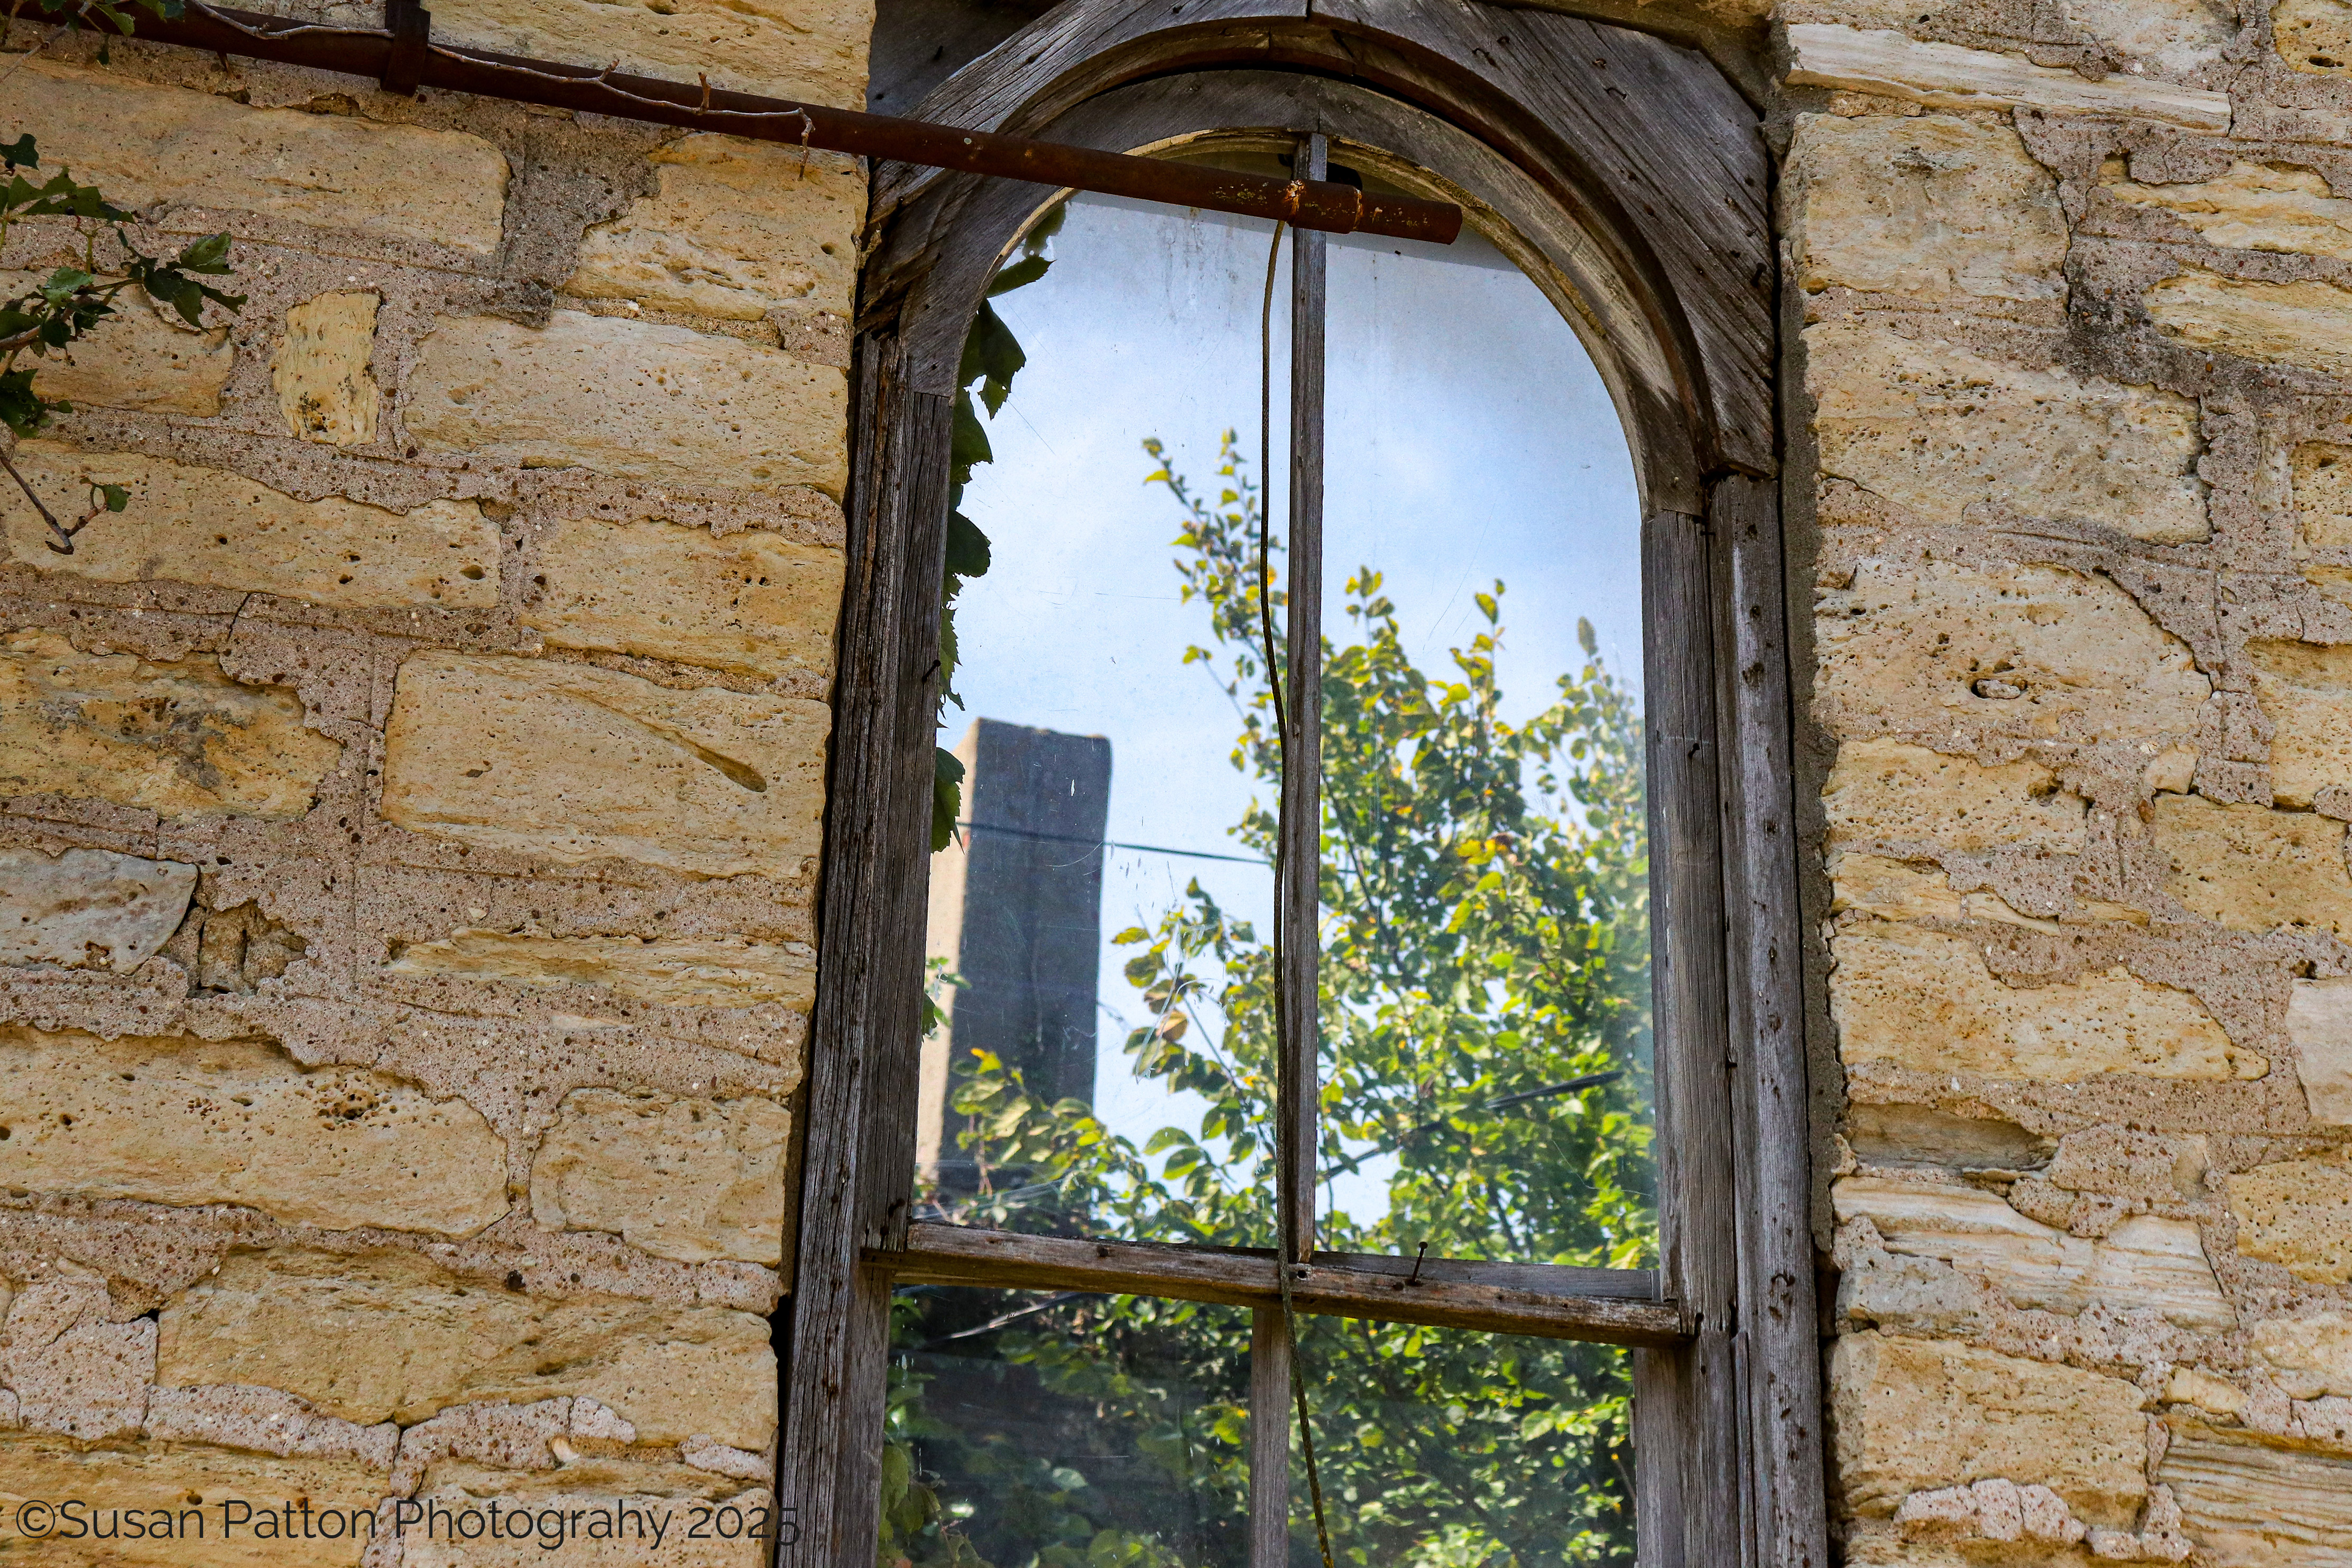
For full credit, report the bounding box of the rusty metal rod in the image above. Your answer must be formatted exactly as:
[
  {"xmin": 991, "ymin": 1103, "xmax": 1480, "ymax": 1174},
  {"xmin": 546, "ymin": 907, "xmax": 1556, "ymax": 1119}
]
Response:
[{"xmin": 104, "ymin": 2, "xmax": 1464, "ymax": 244}]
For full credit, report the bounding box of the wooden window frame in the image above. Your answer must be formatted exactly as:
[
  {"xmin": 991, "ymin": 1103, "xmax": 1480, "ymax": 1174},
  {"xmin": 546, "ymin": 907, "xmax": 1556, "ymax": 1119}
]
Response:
[{"xmin": 782, "ymin": 6, "xmax": 1822, "ymax": 1567}]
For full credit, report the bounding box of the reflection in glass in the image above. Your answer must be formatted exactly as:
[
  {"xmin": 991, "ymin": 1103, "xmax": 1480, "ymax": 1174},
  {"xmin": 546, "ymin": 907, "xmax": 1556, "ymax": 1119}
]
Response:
[
  {"xmin": 916, "ymin": 188, "xmax": 1291, "ymax": 1247},
  {"xmin": 1315, "ymin": 215, "xmax": 1655, "ymax": 1269},
  {"xmin": 883, "ymin": 1287, "xmax": 1253, "ymax": 1568},
  {"xmin": 1293, "ymin": 1317, "xmax": 1635, "ymax": 1565}
]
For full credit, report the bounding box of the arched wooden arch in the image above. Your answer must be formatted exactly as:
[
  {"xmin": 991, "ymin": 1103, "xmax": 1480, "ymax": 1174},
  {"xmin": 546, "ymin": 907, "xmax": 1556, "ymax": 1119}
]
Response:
[{"xmin": 786, "ymin": 8, "xmax": 1819, "ymax": 1567}]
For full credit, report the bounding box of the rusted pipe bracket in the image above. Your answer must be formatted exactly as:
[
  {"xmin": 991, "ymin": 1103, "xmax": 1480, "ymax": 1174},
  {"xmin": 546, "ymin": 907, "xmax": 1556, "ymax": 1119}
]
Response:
[{"xmin": 380, "ymin": 0, "xmax": 427, "ymax": 96}]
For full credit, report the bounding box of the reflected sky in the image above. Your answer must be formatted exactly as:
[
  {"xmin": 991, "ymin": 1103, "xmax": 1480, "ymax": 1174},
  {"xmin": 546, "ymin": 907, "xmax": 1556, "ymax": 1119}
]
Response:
[{"xmin": 950, "ymin": 190, "xmax": 1641, "ymax": 1224}]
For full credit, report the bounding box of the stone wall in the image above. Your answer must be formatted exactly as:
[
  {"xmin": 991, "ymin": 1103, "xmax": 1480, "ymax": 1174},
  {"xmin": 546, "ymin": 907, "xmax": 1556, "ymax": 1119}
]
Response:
[
  {"xmin": 0, "ymin": 0, "xmax": 861, "ymax": 1555},
  {"xmin": 1784, "ymin": 0, "xmax": 2352, "ymax": 1561}
]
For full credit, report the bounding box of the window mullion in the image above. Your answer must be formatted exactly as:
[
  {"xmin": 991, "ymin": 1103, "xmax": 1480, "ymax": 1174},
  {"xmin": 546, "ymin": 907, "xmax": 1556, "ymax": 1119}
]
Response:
[{"xmin": 1277, "ymin": 130, "xmax": 1329, "ymax": 1273}]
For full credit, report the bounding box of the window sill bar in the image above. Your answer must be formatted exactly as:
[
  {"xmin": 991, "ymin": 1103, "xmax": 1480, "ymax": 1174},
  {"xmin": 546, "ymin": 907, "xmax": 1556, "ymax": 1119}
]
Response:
[{"xmin": 868, "ymin": 1223, "xmax": 1689, "ymax": 1348}]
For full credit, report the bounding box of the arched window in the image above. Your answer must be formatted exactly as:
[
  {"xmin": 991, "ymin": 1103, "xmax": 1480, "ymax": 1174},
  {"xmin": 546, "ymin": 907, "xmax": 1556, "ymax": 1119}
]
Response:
[{"xmin": 788, "ymin": 9, "xmax": 1818, "ymax": 1567}]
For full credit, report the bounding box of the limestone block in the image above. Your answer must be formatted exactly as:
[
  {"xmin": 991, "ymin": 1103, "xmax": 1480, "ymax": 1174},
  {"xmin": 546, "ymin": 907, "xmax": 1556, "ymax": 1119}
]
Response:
[
  {"xmin": 2229, "ymin": 1155, "xmax": 2352, "ymax": 1283},
  {"xmin": 0, "ymin": 1025, "xmax": 506, "ymax": 1235},
  {"xmin": 1829, "ymin": 1331, "xmax": 2150, "ymax": 1524},
  {"xmin": 2294, "ymin": 441, "xmax": 2352, "ymax": 550},
  {"xmin": 1786, "ymin": 115, "xmax": 2067, "ymax": 306},
  {"xmin": 158, "ymin": 1249, "xmax": 774, "ymax": 1450},
  {"xmin": 2246, "ymin": 640, "xmax": 2352, "ymax": 809},
  {"xmin": 1832, "ymin": 1178, "xmax": 2235, "ymax": 1327},
  {"xmin": 2255, "ymin": 1312, "xmax": 2352, "ymax": 1398},
  {"xmin": 1846, "ymin": 1102, "xmax": 2055, "ymax": 1170},
  {"xmin": 1807, "ymin": 320, "xmax": 2207, "ymax": 542},
  {"xmin": 531, "ymin": 1089, "xmax": 788, "ymax": 1266},
  {"xmin": 0, "ymin": 1433, "xmax": 383, "ymax": 1565},
  {"xmin": 0, "ymin": 271, "xmax": 228, "ymax": 414},
  {"xmin": 1832, "ymin": 854, "xmax": 2143, "ymax": 930},
  {"xmin": 388, "ymin": 928, "xmax": 815, "ymax": 1010},
  {"xmin": 0, "ymin": 630, "xmax": 340, "ymax": 819},
  {"xmin": 1824, "ymin": 738, "xmax": 2087, "ymax": 852},
  {"xmin": 0, "ymin": 58, "xmax": 506, "ymax": 254},
  {"xmin": 1816, "ymin": 557, "xmax": 2209, "ymax": 743},
  {"xmin": 143, "ymin": 1383, "xmax": 397, "ymax": 1467},
  {"xmin": 380, "ymin": 651, "xmax": 829, "ymax": 879},
  {"xmin": 1784, "ymin": 23, "xmax": 2232, "ymax": 128},
  {"xmin": 430, "ymin": 0, "xmax": 870, "ymax": 106},
  {"xmin": 3, "ymin": 440, "xmax": 496, "ymax": 609},
  {"xmin": 2104, "ymin": 159, "xmax": 2352, "ymax": 262},
  {"xmin": 402, "ymin": 1458, "xmax": 770, "ymax": 1567},
  {"xmin": 1831, "ymin": 919, "xmax": 2253, "ymax": 1081},
  {"xmin": 523, "ymin": 515, "xmax": 845, "ymax": 681},
  {"xmin": 4, "ymin": 1274, "xmax": 154, "ymax": 1438},
  {"xmin": 2153, "ymin": 795, "xmax": 2352, "ymax": 936},
  {"xmin": 2159, "ymin": 1421, "xmax": 2352, "ymax": 1561},
  {"xmin": 2147, "ymin": 268, "xmax": 2352, "ymax": 378},
  {"xmin": 2277, "ymin": 0, "xmax": 2352, "ymax": 74},
  {"xmin": 567, "ymin": 136, "xmax": 863, "ymax": 324},
  {"xmin": 0, "ymin": 846, "xmax": 195, "ymax": 972},
  {"xmin": 272, "ymin": 290, "xmax": 381, "ymax": 447},
  {"xmin": 2289, "ymin": 979, "xmax": 2352, "ymax": 1126},
  {"xmin": 2069, "ymin": 0, "xmax": 2236, "ymax": 76},
  {"xmin": 403, "ymin": 310, "xmax": 847, "ymax": 496},
  {"xmin": 2167, "ymin": 1367, "xmax": 2248, "ymax": 1415}
]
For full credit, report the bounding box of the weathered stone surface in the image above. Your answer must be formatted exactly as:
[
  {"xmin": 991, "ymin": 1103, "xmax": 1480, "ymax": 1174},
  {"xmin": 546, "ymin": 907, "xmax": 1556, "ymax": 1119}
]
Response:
[
  {"xmin": 1830, "ymin": 1331, "xmax": 2149, "ymax": 1524},
  {"xmin": 143, "ymin": 1383, "xmax": 396, "ymax": 1467},
  {"xmin": 5, "ymin": 1272, "xmax": 154, "ymax": 1438},
  {"xmin": 1833, "ymin": 1178, "xmax": 2235, "ymax": 1327},
  {"xmin": 1784, "ymin": 23, "xmax": 2231, "ymax": 128},
  {"xmin": 388, "ymin": 929, "xmax": 815, "ymax": 1010},
  {"xmin": 2277, "ymin": 0, "xmax": 2352, "ymax": 74},
  {"xmin": 522, "ymin": 516, "xmax": 844, "ymax": 681},
  {"xmin": 2295, "ymin": 441, "xmax": 2352, "ymax": 550},
  {"xmin": 1831, "ymin": 919, "xmax": 2253, "ymax": 1081},
  {"xmin": 2289, "ymin": 979, "xmax": 2352, "ymax": 1126},
  {"xmin": 0, "ymin": 630, "xmax": 340, "ymax": 819},
  {"xmin": 2229, "ymin": 1155, "xmax": 2352, "ymax": 1283},
  {"xmin": 1832, "ymin": 854, "xmax": 2144, "ymax": 930},
  {"xmin": 4, "ymin": 441, "xmax": 496, "ymax": 609},
  {"xmin": 1847, "ymin": 1103, "xmax": 2055, "ymax": 1171},
  {"xmin": 531, "ymin": 1089, "xmax": 789, "ymax": 1266},
  {"xmin": 1824, "ymin": 739, "xmax": 2087, "ymax": 852},
  {"xmin": 0, "ymin": 58, "xmax": 506, "ymax": 254},
  {"xmin": 0, "ymin": 846, "xmax": 195, "ymax": 972},
  {"xmin": 380, "ymin": 651, "xmax": 829, "ymax": 879},
  {"xmin": 1816, "ymin": 557, "xmax": 2210, "ymax": 743},
  {"xmin": 0, "ymin": 1434, "xmax": 382, "ymax": 1565},
  {"xmin": 2255, "ymin": 1311, "xmax": 2352, "ymax": 1398},
  {"xmin": 2104, "ymin": 159, "xmax": 2352, "ymax": 262},
  {"xmin": 567, "ymin": 136, "xmax": 863, "ymax": 324},
  {"xmin": 2072, "ymin": 0, "xmax": 2236, "ymax": 75},
  {"xmin": 158, "ymin": 1249, "xmax": 773, "ymax": 1449},
  {"xmin": 2247, "ymin": 640, "xmax": 2352, "ymax": 810},
  {"xmin": 2160, "ymin": 1421, "xmax": 2352, "ymax": 1561},
  {"xmin": 2147, "ymin": 268, "xmax": 2352, "ymax": 378},
  {"xmin": 431, "ymin": 0, "xmax": 870, "ymax": 106},
  {"xmin": 2153, "ymin": 795, "xmax": 2352, "ymax": 937},
  {"xmin": 0, "ymin": 1026, "xmax": 506, "ymax": 1235},
  {"xmin": 402, "ymin": 1458, "xmax": 770, "ymax": 1567},
  {"xmin": 1807, "ymin": 320, "xmax": 2207, "ymax": 542},
  {"xmin": 1786, "ymin": 115, "xmax": 2068, "ymax": 306},
  {"xmin": 272, "ymin": 290, "xmax": 381, "ymax": 447},
  {"xmin": 403, "ymin": 311, "xmax": 847, "ymax": 496},
  {"xmin": 0, "ymin": 271, "xmax": 229, "ymax": 415}
]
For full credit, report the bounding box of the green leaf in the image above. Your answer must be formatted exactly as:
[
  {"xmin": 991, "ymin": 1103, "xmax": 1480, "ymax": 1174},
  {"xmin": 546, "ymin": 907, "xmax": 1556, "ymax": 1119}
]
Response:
[
  {"xmin": 0, "ymin": 135, "xmax": 35, "ymax": 170},
  {"xmin": 943, "ymin": 509, "xmax": 991, "ymax": 583},
  {"xmin": 930, "ymin": 746, "xmax": 965, "ymax": 854},
  {"xmin": 96, "ymin": 483, "xmax": 129, "ymax": 513},
  {"xmin": 985, "ymin": 254, "xmax": 1049, "ymax": 297}
]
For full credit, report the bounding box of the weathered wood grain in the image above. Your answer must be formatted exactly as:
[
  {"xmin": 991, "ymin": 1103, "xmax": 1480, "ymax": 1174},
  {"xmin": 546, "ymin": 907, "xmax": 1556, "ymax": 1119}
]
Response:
[{"xmin": 877, "ymin": 1224, "xmax": 1686, "ymax": 1347}]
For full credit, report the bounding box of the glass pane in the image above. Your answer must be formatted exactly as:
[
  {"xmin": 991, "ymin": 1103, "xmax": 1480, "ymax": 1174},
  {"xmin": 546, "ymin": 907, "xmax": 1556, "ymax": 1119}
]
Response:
[
  {"xmin": 917, "ymin": 180, "xmax": 1296, "ymax": 1247},
  {"xmin": 885, "ymin": 1286, "xmax": 1254, "ymax": 1567},
  {"xmin": 1290, "ymin": 1317, "xmax": 1635, "ymax": 1566},
  {"xmin": 1316, "ymin": 209, "xmax": 1655, "ymax": 1270}
]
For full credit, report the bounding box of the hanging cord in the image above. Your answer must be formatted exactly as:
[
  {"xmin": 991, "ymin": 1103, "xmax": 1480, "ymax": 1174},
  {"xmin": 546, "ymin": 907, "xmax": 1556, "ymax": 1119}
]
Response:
[{"xmin": 1259, "ymin": 215, "xmax": 1338, "ymax": 1568}]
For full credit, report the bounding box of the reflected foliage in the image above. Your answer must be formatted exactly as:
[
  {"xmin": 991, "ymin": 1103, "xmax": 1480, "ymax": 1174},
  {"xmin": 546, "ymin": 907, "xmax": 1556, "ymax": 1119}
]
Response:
[{"xmin": 893, "ymin": 416, "xmax": 1652, "ymax": 1567}]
